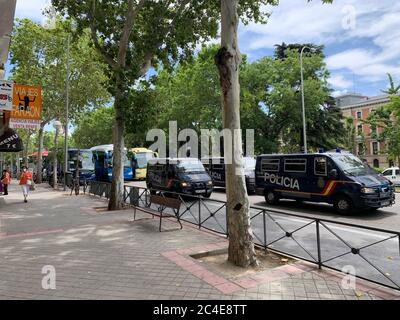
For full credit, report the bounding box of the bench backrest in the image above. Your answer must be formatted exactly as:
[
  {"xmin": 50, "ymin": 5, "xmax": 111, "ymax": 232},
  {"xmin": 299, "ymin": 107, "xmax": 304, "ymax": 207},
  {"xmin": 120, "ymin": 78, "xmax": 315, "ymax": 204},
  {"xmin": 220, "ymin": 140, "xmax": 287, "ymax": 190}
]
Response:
[{"xmin": 150, "ymin": 195, "xmax": 181, "ymax": 210}]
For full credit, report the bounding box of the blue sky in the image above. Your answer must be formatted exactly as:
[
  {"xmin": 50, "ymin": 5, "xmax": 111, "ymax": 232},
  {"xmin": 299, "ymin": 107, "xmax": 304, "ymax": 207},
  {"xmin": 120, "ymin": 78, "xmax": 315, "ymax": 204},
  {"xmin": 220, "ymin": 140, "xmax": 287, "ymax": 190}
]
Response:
[{"xmin": 6, "ymin": 0, "xmax": 400, "ymax": 98}]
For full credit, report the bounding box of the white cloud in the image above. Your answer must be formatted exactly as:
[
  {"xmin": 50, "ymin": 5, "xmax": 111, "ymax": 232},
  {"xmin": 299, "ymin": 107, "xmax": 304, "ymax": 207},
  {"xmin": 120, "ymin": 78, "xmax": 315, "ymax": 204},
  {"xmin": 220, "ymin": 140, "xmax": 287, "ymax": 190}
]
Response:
[
  {"xmin": 239, "ymin": 0, "xmax": 400, "ymax": 93},
  {"xmin": 328, "ymin": 75, "xmax": 353, "ymax": 90}
]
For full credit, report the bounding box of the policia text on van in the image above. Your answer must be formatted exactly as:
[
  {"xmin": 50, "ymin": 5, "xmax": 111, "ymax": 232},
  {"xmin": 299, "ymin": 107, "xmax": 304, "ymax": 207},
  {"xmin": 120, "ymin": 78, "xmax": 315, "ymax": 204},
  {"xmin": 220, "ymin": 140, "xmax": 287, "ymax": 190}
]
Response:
[{"xmin": 255, "ymin": 152, "xmax": 395, "ymax": 214}]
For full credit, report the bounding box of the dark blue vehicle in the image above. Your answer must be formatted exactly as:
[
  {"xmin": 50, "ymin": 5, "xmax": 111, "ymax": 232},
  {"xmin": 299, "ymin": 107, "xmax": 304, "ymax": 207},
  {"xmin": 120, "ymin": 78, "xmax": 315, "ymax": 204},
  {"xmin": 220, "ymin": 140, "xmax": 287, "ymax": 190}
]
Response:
[
  {"xmin": 91, "ymin": 145, "xmax": 134, "ymax": 182},
  {"xmin": 202, "ymin": 157, "xmax": 256, "ymax": 194},
  {"xmin": 255, "ymin": 152, "xmax": 395, "ymax": 214},
  {"xmin": 146, "ymin": 158, "xmax": 213, "ymax": 197},
  {"xmin": 67, "ymin": 149, "xmax": 95, "ymax": 185}
]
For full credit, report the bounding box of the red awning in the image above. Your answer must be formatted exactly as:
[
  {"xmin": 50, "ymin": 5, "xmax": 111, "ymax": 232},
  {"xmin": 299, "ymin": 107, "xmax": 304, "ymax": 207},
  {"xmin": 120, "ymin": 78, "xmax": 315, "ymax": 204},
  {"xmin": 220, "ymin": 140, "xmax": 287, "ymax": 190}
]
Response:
[{"xmin": 31, "ymin": 150, "xmax": 49, "ymax": 157}]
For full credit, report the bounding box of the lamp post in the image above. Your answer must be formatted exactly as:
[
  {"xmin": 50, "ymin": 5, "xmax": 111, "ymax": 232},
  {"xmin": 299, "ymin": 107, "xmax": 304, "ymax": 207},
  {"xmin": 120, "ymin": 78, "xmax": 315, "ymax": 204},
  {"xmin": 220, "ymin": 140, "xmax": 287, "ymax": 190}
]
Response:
[
  {"xmin": 300, "ymin": 46, "xmax": 310, "ymax": 154},
  {"xmin": 53, "ymin": 120, "xmax": 63, "ymax": 189},
  {"xmin": 63, "ymin": 33, "xmax": 70, "ymax": 191}
]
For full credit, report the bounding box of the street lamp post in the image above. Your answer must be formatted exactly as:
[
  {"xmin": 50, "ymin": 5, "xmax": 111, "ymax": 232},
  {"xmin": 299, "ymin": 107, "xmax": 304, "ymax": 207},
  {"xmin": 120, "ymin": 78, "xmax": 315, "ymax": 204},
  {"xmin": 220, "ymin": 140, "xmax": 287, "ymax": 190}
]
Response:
[
  {"xmin": 63, "ymin": 34, "xmax": 70, "ymax": 191},
  {"xmin": 300, "ymin": 46, "xmax": 310, "ymax": 154},
  {"xmin": 53, "ymin": 120, "xmax": 63, "ymax": 190}
]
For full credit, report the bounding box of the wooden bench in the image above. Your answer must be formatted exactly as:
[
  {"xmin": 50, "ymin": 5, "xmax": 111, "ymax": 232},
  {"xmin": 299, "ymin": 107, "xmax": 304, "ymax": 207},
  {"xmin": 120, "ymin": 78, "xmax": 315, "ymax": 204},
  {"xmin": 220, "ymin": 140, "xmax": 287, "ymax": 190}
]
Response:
[{"xmin": 133, "ymin": 194, "xmax": 183, "ymax": 232}]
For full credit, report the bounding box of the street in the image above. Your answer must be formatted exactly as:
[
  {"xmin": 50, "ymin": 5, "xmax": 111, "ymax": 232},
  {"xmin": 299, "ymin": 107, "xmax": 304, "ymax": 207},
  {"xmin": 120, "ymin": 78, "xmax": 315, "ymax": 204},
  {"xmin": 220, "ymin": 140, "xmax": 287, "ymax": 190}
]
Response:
[{"xmin": 126, "ymin": 181, "xmax": 400, "ymax": 232}]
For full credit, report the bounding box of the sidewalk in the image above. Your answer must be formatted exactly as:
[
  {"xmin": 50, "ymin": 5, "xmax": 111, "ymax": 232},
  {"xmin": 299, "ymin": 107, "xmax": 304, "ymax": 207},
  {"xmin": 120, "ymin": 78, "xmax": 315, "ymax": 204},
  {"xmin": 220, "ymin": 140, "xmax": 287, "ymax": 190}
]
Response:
[{"xmin": 0, "ymin": 184, "xmax": 399, "ymax": 300}]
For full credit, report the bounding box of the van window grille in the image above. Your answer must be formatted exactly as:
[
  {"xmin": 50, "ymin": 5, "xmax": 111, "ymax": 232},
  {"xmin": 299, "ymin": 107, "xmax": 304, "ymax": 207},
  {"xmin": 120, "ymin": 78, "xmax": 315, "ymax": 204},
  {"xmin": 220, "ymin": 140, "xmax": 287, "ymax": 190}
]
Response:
[
  {"xmin": 261, "ymin": 159, "xmax": 280, "ymax": 172},
  {"xmin": 284, "ymin": 159, "xmax": 307, "ymax": 173}
]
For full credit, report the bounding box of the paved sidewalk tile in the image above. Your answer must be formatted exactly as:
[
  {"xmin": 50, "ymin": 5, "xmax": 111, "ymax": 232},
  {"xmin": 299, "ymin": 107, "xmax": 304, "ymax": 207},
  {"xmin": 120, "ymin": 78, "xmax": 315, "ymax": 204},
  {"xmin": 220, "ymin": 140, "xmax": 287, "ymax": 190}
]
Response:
[{"xmin": 1, "ymin": 184, "xmax": 400, "ymax": 300}]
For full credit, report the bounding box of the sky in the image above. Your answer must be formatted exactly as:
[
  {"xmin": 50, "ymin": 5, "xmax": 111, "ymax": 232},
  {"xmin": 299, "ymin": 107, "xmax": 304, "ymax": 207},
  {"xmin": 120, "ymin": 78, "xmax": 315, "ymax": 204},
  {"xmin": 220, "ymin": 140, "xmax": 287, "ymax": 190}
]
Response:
[{"xmin": 6, "ymin": 0, "xmax": 400, "ymax": 98}]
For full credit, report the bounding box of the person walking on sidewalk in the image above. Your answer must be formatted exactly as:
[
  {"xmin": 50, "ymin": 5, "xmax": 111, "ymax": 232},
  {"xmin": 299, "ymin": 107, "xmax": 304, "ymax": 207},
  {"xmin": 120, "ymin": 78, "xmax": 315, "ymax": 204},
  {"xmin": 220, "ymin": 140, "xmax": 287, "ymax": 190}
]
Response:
[
  {"xmin": 1, "ymin": 169, "xmax": 11, "ymax": 195},
  {"xmin": 19, "ymin": 166, "xmax": 32, "ymax": 203}
]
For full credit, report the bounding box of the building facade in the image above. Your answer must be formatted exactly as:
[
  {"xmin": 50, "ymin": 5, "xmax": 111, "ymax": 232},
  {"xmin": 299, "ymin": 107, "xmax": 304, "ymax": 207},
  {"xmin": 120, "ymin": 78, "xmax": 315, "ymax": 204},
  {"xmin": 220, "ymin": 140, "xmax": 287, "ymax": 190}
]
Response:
[{"xmin": 336, "ymin": 93, "xmax": 396, "ymax": 169}]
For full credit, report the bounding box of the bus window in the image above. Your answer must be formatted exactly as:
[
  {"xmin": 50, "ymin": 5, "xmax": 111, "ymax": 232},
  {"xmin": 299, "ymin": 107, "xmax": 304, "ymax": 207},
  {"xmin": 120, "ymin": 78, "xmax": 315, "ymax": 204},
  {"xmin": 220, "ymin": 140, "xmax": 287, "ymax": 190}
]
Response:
[
  {"xmin": 314, "ymin": 157, "xmax": 327, "ymax": 176},
  {"xmin": 284, "ymin": 159, "xmax": 307, "ymax": 173},
  {"xmin": 135, "ymin": 152, "xmax": 154, "ymax": 169},
  {"xmin": 261, "ymin": 159, "xmax": 280, "ymax": 172}
]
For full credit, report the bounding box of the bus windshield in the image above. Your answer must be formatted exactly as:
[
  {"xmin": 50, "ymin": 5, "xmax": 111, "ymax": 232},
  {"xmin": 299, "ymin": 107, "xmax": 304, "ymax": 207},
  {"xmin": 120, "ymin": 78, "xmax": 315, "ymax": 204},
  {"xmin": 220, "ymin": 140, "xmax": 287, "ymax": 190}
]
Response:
[
  {"xmin": 108, "ymin": 151, "xmax": 131, "ymax": 168},
  {"xmin": 136, "ymin": 152, "xmax": 154, "ymax": 169},
  {"xmin": 176, "ymin": 159, "xmax": 205, "ymax": 173},
  {"xmin": 68, "ymin": 151, "xmax": 94, "ymax": 171},
  {"xmin": 334, "ymin": 154, "xmax": 375, "ymax": 176}
]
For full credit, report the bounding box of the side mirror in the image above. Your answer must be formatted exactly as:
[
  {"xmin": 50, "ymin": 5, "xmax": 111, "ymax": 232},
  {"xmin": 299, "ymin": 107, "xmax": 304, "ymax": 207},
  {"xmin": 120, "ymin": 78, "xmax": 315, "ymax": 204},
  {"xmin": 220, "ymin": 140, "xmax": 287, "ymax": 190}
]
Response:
[{"xmin": 329, "ymin": 169, "xmax": 338, "ymax": 179}]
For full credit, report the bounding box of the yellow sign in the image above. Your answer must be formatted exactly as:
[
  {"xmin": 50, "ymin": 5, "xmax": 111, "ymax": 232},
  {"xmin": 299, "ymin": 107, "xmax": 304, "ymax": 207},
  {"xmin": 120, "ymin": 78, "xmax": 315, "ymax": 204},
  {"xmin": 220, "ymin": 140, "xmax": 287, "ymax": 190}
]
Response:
[{"xmin": 11, "ymin": 84, "xmax": 42, "ymax": 120}]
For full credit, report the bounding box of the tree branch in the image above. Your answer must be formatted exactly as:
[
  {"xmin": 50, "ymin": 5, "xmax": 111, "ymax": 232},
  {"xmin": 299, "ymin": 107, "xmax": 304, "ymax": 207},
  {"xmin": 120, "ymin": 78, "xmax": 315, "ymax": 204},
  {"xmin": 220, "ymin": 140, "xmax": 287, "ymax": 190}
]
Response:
[
  {"xmin": 118, "ymin": 0, "xmax": 147, "ymax": 67},
  {"xmin": 89, "ymin": 0, "xmax": 118, "ymax": 70},
  {"xmin": 138, "ymin": 0, "xmax": 191, "ymax": 76}
]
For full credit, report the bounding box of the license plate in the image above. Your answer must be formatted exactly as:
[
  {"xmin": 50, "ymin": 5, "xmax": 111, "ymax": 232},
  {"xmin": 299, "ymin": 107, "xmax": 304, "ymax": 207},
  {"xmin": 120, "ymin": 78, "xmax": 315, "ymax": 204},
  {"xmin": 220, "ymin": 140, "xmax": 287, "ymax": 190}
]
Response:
[
  {"xmin": 195, "ymin": 190, "xmax": 205, "ymax": 194},
  {"xmin": 381, "ymin": 201, "xmax": 390, "ymax": 206}
]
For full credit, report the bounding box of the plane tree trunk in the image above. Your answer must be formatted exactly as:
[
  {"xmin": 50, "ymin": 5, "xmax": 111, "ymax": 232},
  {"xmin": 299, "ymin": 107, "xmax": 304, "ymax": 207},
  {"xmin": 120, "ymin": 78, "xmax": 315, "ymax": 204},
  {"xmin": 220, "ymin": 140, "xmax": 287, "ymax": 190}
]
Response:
[
  {"xmin": 215, "ymin": 0, "xmax": 258, "ymax": 267},
  {"xmin": 108, "ymin": 72, "xmax": 125, "ymax": 210}
]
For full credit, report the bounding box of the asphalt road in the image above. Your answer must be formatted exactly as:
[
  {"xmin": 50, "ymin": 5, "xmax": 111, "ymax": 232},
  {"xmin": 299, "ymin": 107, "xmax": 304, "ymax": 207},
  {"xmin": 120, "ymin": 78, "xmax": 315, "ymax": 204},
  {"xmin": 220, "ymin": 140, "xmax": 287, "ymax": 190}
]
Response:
[{"xmin": 127, "ymin": 180, "xmax": 400, "ymax": 232}]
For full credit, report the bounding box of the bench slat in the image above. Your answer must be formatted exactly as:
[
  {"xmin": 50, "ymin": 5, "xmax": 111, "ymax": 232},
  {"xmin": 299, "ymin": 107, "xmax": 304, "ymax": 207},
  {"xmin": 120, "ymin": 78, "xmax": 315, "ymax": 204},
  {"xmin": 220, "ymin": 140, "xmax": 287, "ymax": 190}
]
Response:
[{"xmin": 150, "ymin": 195, "xmax": 181, "ymax": 210}]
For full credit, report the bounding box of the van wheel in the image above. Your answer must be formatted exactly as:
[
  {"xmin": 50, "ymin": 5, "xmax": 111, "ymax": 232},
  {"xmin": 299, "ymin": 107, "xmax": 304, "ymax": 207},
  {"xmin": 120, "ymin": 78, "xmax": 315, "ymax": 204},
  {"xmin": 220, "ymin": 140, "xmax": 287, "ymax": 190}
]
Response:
[
  {"xmin": 265, "ymin": 190, "xmax": 279, "ymax": 205},
  {"xmin": 333, "ymin": 195, "xmax": 353, "ymax": 214}
]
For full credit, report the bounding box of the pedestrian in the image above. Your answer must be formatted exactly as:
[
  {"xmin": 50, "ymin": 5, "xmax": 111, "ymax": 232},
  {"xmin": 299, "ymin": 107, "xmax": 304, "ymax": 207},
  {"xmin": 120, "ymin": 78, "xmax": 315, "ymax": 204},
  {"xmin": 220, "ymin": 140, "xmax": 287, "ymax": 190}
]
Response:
[
  {"xmin": 1, "ymin": 169, "xmax": 10, "ymax": 196},
  {"xmin": 19, "ymin": 166, "xmax": 32, "ymax": 203}
]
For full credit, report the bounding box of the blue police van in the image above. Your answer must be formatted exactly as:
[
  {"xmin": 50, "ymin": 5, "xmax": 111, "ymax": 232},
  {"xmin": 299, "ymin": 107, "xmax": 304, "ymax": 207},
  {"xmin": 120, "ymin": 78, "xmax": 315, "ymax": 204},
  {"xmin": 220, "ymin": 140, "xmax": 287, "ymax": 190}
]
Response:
[
  {"xmin": 255, "ymin": 152, "xmax": 395, "ymax": 214},
  {"xmin": 146, "ymin": 158, "xmax": 213, "ymax": 197},
  {"xmin": 202, "ymin": 157, "xmax": 256, "ymax": 194}
]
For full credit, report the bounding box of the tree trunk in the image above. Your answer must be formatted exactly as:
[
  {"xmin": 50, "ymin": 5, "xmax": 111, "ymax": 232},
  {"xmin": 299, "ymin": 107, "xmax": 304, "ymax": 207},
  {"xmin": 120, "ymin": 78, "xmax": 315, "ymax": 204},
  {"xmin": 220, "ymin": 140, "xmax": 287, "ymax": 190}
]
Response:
[
  {"xmin": 36, "ymin": 124, "xmax": 45, "ymax": 183},
  {"xmin": 215, "ymin": 0, "xmax": 258, "ymax": 268},
  {"xmin": 108, "ymin": 73, "xmax": 125, "ymax": 210}
]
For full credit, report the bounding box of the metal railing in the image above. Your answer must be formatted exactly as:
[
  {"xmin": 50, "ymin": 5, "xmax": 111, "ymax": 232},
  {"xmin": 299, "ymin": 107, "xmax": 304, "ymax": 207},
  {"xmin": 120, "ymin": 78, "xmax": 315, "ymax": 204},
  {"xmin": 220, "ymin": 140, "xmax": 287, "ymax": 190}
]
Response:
[{"xmin": 88, "ymin": 181, "xmax": 400, "ymax": 291}]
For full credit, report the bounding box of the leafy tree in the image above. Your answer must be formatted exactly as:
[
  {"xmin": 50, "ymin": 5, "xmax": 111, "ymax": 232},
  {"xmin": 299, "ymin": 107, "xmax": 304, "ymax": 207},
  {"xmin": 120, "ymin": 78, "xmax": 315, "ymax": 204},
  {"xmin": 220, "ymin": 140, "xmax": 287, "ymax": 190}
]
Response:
[
  {"xmin": 71, "ymin": 107, "xmax": 114, "ymax": 148},
  {"xmin": 52, "ymin": 0, "xmax": 272, "ymax": 211},
  {"xmin": 242, "ymin": 47, "xmax": 344, "ymax": 153},
  {"xmin": 382, "ymin": 73, "xmax": 400, "ymax": 95},
  {"xmin": 364, "ymin": 97, "xmax": 400, "ymax": 164},
  {"xmin": 9, "ymin": 18, "xmax": 109, "ymax": 183},
  {"xmin": 216, "ymin": 0, "xmax": 333, "ymax": 267}
]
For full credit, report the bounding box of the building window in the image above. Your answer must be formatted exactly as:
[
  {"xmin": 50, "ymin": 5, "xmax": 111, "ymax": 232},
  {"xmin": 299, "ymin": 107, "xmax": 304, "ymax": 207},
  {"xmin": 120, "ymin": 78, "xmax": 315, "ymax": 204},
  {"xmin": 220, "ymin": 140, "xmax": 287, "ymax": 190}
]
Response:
[
  {"xmin": 356, "ymin": 111, "xmax": 362, "ymax": 119},
  {"xmin": 373, "ymin": 159, "xmax": 379, "ymax": 168},
  {"xmin": 372, "ymin": 142, "xmax": 379, "ymax": 155},
  {"xmin": 357, "ymin": 124, "xmax": 363, "ymax": 135}
]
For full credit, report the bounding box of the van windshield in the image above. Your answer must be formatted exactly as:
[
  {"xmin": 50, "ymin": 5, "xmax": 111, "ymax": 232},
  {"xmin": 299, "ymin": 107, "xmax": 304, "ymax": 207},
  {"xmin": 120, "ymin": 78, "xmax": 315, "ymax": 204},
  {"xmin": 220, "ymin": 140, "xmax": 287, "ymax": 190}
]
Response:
[
  {"xmin": 334, "ymin": 154, "xmax": 375, "ymax": 176},
  {"xmin": 176, "ymin": 160, "xmax": 205, "ymax": 173}
]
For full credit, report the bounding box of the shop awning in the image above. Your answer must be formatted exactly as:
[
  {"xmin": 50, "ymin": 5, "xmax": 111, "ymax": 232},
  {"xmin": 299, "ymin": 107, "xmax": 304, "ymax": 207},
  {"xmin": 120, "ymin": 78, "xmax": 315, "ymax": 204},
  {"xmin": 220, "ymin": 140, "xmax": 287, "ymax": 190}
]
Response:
[{"xmin": 0, "ymin": 128, "xmax": 23, "ymax": 152}]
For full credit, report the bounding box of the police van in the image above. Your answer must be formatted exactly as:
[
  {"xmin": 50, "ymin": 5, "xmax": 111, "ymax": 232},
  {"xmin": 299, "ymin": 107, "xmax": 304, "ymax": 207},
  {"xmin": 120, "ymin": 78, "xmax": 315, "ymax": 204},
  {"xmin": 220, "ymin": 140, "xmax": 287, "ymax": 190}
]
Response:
[
  {"xmin": 255, "ymin": 152, "xmax": 395, "ymax": 214},
  {"xmin": 146, "ymin": 158, "xmax": 213, "ymax": 197},
  {"xmin": 202, "ymin": 157, "xmax": 256, "ymax": 194}
]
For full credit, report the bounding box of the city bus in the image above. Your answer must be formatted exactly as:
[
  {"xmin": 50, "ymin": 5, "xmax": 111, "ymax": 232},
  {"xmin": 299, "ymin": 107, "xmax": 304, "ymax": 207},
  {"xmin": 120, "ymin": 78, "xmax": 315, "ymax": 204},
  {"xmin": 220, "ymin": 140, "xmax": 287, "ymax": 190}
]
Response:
[
  {"xmin": 91, "ymin": 144, "xmax": 134, "ymax": 182},
  {"xmin": 66, "ymin": 149, "xmax": 95, "ymax": 185},
  {"xmin": 130, "ymin": 147, "xmax": 158, "ymax": 180}
]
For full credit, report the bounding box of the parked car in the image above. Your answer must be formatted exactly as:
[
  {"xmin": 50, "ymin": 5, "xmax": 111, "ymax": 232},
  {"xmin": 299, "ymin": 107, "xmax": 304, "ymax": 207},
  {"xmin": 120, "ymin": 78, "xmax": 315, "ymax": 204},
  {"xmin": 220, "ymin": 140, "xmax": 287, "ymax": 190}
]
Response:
[{"xmin": 382, "ymin": 167, "xmax": 400, "ymax": 186}]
